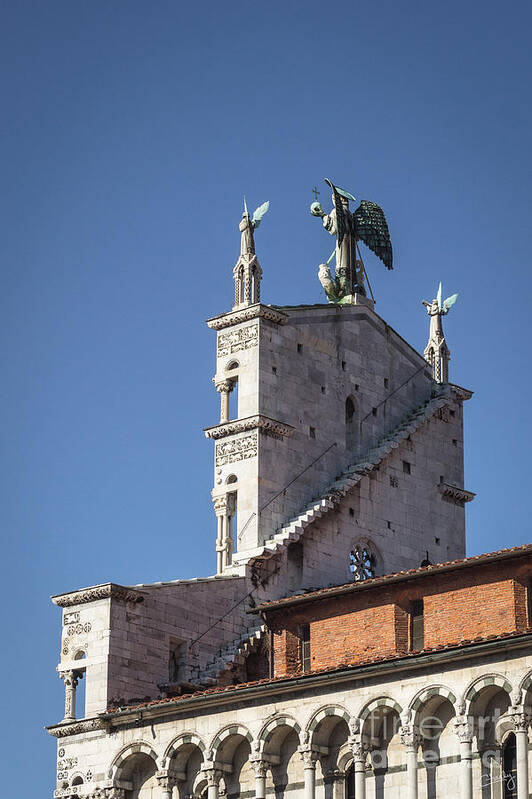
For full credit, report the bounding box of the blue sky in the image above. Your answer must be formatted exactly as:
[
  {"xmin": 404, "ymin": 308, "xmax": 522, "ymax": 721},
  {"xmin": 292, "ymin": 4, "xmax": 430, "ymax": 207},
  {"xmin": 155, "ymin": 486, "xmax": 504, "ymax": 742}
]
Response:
[{"xmin": 2, "ymin": 1, "xmax": 532, "ymax": 794}]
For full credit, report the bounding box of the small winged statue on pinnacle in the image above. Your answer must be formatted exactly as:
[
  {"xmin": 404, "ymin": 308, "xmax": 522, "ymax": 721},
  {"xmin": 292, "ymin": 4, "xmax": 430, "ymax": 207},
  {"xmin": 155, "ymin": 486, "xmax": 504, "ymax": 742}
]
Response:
[
  {"xmin": 422, "ymin": 282, "xmax": 458, "ymax": 330},
  {"xmin": 239, "ymin": 198, "xmax": 270, "ymax": 257},
  {"xmin": 422, "ymin": 283, "xmax": 458, "ymax": 383},
  {"xmin": 310, "ymin": 178, "xmax": 393, "ymax": 303}
]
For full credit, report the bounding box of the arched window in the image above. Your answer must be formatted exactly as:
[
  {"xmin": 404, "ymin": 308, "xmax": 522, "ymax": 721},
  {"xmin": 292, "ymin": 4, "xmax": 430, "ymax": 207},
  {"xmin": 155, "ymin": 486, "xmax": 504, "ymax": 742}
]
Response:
[
  {"xmin": 345, "ymin": 397, "xmax": 357, "ymax": 451},
  {"xmin": 229, "ymin": 377, "xmax": 239, "ymax": 420},
  {"xmin": 227, "ymin": 491, "xmax": 237, "ymax": 556},
  {"xmin": 503, "ymin": 733, "xmax": 517, "ymax": 798},
  {"xmin": 70, "ymin": 651, "xmax": 87, "ymax": 718}
]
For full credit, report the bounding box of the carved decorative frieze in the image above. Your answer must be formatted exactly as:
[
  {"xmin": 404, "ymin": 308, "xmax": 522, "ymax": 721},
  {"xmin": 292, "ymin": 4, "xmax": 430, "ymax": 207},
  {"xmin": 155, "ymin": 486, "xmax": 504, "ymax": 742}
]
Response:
[
  {"xmin": 64, "ymin": 611, "xmax": 80, "ymax": 625},
  {"xmin": 207, "ymin": 304, "xmax": 287, "ymax": 331},
  {"xmin": 47, "ymin": 718, "xmax": 105, "ymax": 738},
  {"xmin": 215, "ymin": 432, "xmax": 258, "ymax": 466},
  {"xmin": 437, "ymin": 483, "xmax": 476, "ymax": 505},
  {"xmin": 205, "ymin": 415, "xmax": 294, "ymax": 440},
  {"xmin": 58, "ymin": 757, "xmax": 78, "ymax": 771},
  {"xmin": 52, "ymin": 584, "xmax": 144, "ymax": 608},
  {"xmin": 217, "ymin": 324, "xmax": 259, "ymax": 358}
]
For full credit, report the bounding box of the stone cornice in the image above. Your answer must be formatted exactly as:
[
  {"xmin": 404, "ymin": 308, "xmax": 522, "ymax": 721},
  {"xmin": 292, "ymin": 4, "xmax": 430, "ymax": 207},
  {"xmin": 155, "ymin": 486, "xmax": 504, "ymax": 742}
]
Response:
[
  {"xmin": 100, "ymin": 632, "xmax": 532, "ymax": 728},
  {"xmin": 204, "ymin": 415, "xmax": 294, "ymax": 440},
  {"xmin": 206, "ymin": 304, "xmax": 288, "ymax": 330},
  {"xmin": 449, "ymin": 383, "xmax": 474, "ymax": 401},
  {"xmin": 437, "ymin": 482, "xmax": 476, "ymax": 505},
  {"xmin": 52, "ymin": 583, "xmax": 144, "ymax": 608},
  {"xmin": 46, "ymin": 717, "xmax": 105, "ymax": 738}
]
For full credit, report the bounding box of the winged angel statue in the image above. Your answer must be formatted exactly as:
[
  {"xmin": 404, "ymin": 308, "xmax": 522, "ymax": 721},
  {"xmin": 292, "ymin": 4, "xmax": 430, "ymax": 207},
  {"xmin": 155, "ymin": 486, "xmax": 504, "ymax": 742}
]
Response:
[
  {"xmin": 239, "ymin": 198, "xmax": 270, "ymax": 256},
  {"xmin": 422, "ymin": 283, "xmax": 458, "ymax": 383},
  {"xmin": 311, "ymin": 178, "xmax": 393, "ymax": 303}
]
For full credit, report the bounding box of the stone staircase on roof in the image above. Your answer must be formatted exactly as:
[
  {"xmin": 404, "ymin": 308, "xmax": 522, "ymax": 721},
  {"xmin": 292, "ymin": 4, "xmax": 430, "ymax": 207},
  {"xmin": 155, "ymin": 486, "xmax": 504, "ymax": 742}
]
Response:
[
  {"xmin": 195, "ymin": 389, "xmax": 452, "ymax": 687},
  {"xmin": 233, "ymin": 387, "xmax": 451, "ymax": 567},
  {"xmin": 198, "ymin": 619, "xmax": 266, "ymax": 685}
]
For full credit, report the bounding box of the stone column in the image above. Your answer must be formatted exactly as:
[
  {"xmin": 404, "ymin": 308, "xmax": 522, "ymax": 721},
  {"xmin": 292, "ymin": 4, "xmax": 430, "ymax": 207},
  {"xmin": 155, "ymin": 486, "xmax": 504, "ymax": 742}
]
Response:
[
  {"xmin": 213, "ymin": 496, "xmax": 228, "ymax": 574},
  {"xmin": 323, "ymin": 769, "xmax": 342, "ymax": 799},
  {"xmin": 156, "ymin": 771, "xmax": 173, "ymax": 799},
  {"xmin": 351, "ymin": 739, "xmax": 367, "ymax": 799},
  {"xmin": 203, "ymin": 768, "xmax": 222, "ymax": 799},
  {"xmin": 215, "ymin": 380, "xmax": 234, "ymax": 424},
  {"xmin": 454, "ymin": 716, "xmax": 473, "ymax": 799},
  {"xmin": 59, "ymin": 670, "xmax": 80, "ymax": 721},
  {"xmin": 250, "ymin": 757, "xmax": 267, "ymax": 799},
  {"xmin": 400, "ymin": 725, "xmax": 421, "ymax": 799},
  {"xmin": 512, "ymin": 712, "xmax": 530, "ymax": 799},
  {"xmin": 299, "ymin": 748, "xmax": 319, "ymax": 799}
]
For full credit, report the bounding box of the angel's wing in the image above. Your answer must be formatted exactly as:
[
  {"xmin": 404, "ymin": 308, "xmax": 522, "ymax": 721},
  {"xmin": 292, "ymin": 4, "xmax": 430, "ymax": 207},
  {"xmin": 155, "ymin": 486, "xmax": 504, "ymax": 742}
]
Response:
[
  {"xmin": 354, "ymin": 200, "xmax": 393, "ymax": 270},
  {"xmin": 252, "ymin": 201, "xmax": 270, "ymax": 228},
  {"xmin": 442, "ymin": 293, "xmax": 458, "ymax": 314},
  {"xmin": 437, "ymin": 282, "xmax": 442, "ymax": 309}
]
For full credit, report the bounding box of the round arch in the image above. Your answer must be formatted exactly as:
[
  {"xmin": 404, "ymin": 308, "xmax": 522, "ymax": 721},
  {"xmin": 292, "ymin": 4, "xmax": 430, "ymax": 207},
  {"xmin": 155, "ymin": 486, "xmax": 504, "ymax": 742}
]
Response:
[
  {"xmin": 359, "ymin": 696, "xmax": 403, "ymax": 723},
  {"xmin": 518, "ymin": 670, "xmax": 532, "ymax": 703},
  {"xmin": 306, "ymin": 705, "xmax": 351, "ymax": 736},
  {"xmin": 258, "ymin": 715, "xmax": 301, "ymax": 751},
  {"xmin": 108, "ymin": 741, "xmax": 159, "ymax": 781},
  {"xmin": 209, "ymin": 724, "xmax": 253, "ymax": 763},
  {"xmin": 464, "ymin": 673, "xmax": 513, "ymax": 714},
  {"xmin": 162, "ymin": 732, "xmax": 206, "ymax": 770},
  {"xmin": 409, "ymin": 685, "xmax": 456, "ymax": 724}
]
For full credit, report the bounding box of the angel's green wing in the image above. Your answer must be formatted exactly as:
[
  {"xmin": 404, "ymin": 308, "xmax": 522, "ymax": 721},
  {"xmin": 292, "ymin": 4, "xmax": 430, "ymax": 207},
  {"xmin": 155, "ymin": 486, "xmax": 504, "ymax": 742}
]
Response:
[
  {"xmin": 354, "ymin": 200, "xmax": 393, "ymax": 270},
  {"xmin": 442, "ymin": 293, "xmax": 458, "ymax": 313},
  {"xmin": 252, "ymin": 201, "xmax": 270, "ymax": 227}
]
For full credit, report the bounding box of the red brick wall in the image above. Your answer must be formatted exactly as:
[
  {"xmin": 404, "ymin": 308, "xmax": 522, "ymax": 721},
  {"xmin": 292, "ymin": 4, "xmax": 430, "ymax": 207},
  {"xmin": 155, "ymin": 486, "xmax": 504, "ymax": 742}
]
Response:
[{"xmin": 267, "ymin": 558, "xmax": 532, "ymax": 678}]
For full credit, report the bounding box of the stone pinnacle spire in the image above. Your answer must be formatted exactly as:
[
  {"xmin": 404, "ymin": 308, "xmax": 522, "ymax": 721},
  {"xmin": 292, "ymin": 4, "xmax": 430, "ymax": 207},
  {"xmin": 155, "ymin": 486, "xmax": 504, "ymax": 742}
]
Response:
[
  {"xmin": 232, "ymin": 199, "xmax": 269, "ymax": 309},
  {"xmin": 422, "ymin": 282, "xmax": 458, "ymax": 383}
]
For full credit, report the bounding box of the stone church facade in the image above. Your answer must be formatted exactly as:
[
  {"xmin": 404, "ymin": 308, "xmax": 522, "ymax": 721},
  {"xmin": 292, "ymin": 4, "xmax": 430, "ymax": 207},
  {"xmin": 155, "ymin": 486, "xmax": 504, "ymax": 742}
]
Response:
[{"xmin": 47, "ymin": 215, "xmax": 532, "ymax": 799}]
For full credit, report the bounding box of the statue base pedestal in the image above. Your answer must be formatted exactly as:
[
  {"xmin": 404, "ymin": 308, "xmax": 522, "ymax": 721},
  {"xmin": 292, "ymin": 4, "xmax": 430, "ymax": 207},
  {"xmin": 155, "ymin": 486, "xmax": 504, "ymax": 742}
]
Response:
[{"xmin": 336, "ymin": 293, "xmax": 374, "ymax": 309}]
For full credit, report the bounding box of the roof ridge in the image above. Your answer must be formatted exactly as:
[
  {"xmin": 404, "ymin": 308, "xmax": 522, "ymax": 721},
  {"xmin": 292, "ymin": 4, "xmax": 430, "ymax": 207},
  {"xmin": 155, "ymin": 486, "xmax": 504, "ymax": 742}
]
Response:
[{"xmin": 254, "ymin": 541, "xmax": 532, "ymax": 610}]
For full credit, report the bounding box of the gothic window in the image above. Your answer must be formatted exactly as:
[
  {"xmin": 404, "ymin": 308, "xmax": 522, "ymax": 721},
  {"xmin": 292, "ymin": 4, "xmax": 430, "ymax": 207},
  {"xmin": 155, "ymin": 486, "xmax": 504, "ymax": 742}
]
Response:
[
  {"xmin": 349, "ymin": 543, "xmax": 376, "ymax": 581},
  {"xmin": 250, "ymin": 264, "xmax": 260, "ymax": 302},
  {"xmin": 345, "ymin": 396, "xmax": 357, "ymax": 451},
  {"xmin": 237, "ymin": 266, "xmax": 245, "ymax": 305},
  {"xmin": 503, "ymin": 733, "xmax": 517, "ymax": 798}
]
